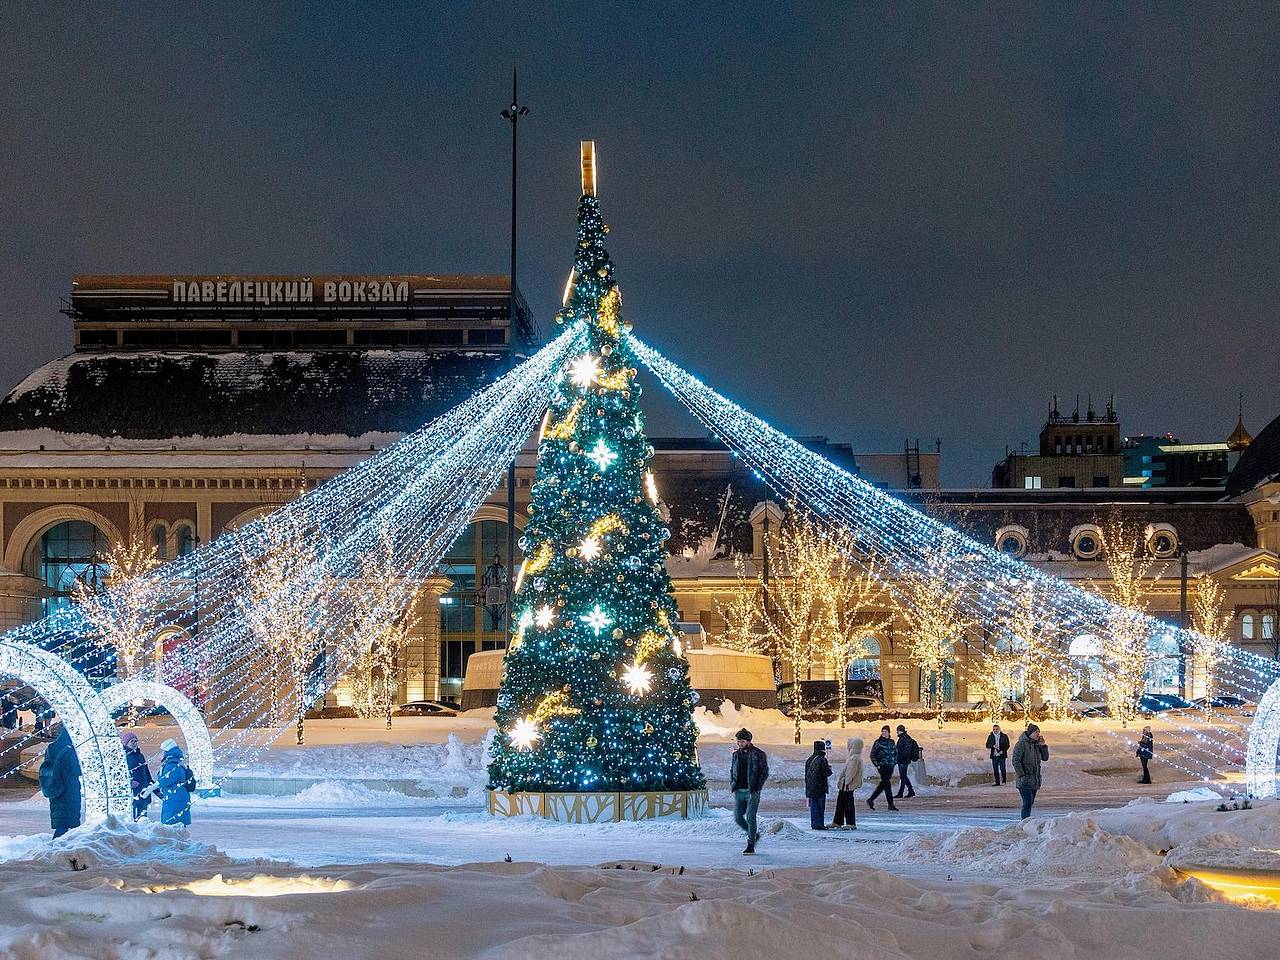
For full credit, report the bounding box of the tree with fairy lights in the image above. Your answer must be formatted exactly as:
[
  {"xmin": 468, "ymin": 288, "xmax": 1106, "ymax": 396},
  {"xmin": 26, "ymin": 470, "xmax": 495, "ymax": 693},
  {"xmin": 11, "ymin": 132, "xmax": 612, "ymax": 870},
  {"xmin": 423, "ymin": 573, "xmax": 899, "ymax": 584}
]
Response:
[
  {"xmin": 487, "ymin": 146, "xmax": 704, "ymax": 796},
  {"xmin": 74, "ymin": 523, "xmax": 163, "ymax": 687},
  {"xmin": 1091, "ymin": 514, "xmax": 1165, "ymax": 726},
  {"xmin": 237, "ymin": 511, "xmax": 340, "ymax": 745},
  {"xmin": 347, "ymin": 527, "xmax": 421, "ymax": 728},
  {"xmin": 893, "ymin": 536, "xmax": 977, "ymax": 722},
  {"xmin": 1190, "ymin": 574, "xmax": 1233, "ymax": 712}
]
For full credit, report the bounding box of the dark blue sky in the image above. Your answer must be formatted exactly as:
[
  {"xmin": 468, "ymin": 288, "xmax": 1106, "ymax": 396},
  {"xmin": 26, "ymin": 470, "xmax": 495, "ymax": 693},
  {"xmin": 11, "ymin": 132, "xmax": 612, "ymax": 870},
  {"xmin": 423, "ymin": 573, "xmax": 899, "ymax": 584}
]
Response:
[{"xmin": 2, "ymin": 3, "xmax": 1277, "ymax": 484}]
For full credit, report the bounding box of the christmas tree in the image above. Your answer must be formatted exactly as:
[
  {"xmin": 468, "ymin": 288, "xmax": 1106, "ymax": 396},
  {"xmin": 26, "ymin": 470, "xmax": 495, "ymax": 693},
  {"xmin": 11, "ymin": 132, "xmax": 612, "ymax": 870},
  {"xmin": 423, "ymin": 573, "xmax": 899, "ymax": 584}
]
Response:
[{"xmin": 488, "ymin": 144, "xmax": 705, "ymax": 796}]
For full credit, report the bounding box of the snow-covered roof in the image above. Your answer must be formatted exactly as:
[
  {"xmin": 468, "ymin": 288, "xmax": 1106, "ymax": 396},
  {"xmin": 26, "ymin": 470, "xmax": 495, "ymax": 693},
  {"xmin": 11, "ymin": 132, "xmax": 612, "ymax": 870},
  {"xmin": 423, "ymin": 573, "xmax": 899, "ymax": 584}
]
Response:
[{"xmin": 0, "ymin": 350, "xmax": 507, "ymax": 442}]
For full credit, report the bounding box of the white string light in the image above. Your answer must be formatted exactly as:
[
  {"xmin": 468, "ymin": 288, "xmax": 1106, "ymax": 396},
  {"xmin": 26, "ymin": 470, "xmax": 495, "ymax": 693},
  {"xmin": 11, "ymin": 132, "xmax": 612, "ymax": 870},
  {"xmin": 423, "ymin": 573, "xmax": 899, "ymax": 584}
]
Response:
[{"xmin": 629, "ymin": 334, "xmax": 1278, "ymax": 788}]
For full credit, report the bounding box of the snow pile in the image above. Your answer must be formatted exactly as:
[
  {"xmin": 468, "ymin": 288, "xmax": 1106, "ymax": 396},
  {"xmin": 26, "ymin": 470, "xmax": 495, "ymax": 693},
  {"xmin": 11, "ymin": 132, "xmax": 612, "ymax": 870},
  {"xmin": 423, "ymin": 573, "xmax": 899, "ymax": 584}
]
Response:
[
  {"xmin": 0, "ymin": 816, "xmax": 237, "ymax": 869},
  {"xmin": 1166, "ymin": 786, "xmax": 1224, "ymax": 803},
  {"xmin": 225, "ymin": 732, "xmax": 492, "ymax": 798},
  {"xmin": 693, "ymin": 700, "xmax": 791, "ymax": 740},
  {"xmin": 893, "ymin": 813, "xmax": 1164, "ymax": 877}
]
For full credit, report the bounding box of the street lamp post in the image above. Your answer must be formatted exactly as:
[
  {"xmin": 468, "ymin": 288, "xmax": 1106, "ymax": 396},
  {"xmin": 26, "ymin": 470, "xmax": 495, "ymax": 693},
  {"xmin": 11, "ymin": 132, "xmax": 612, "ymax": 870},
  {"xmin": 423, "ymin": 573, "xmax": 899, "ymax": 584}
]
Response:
[{"xmin": 500, "ymin": 69, "xmax": 528, "ymax": 636}]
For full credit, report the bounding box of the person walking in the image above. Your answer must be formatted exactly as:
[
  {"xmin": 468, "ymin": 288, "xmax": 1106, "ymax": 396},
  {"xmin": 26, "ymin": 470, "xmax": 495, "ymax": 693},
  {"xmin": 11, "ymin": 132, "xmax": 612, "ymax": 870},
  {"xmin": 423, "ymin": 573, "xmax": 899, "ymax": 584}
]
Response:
[
  {"xmin": 804, "ymin": 739, "xmax": 833, "ymax": 830},
  {"xmin": 157, "ymin": 739, "xmax": 196, "ymax": 827},
  {"xmin": 894, "ymin": 724, "xmax": 919, "ymax": 799},
  {"xmin": 1136, "ymin": 725, "xmax": 1154, "ymax": 784},
  {"xmin": 730, "ymin": 728, "xmax": 768, "ymax": 855},
  {"xmin": 0, "ymin": 692, "xmax": 15, "ymax": 731},
  {"xmin": 832, "ymin": 736, "xmax": 863, "ymax": 829},
  {"xmin": 1011, "ymin": 723, "xmax": 1050, "ymax": 819},
  {"xmin": 38, "ymin": 725, "xmax": 82, "ymax": 839},
  {"xmin": 986, "ymin": 723, "xmax": 1010, "ymax": 785},
  {"xmin": 119, "ymin": 730, "xmax": 154, "ymax": 820},
  {"xmin": 867, "ymin": 725, "xmax": 899, "ymax": 811}
]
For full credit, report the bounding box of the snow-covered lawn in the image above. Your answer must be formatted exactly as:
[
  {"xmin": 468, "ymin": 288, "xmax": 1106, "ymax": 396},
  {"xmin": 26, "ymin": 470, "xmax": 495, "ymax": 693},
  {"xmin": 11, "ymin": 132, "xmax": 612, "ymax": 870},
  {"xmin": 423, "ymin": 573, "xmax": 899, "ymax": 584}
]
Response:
[
  {"xmin": 1, "ymin": 801, "xmax": 1278, "ymax": 959},
  {"xmin": 1, "ymin": 705, "xmax": 1276, "ymax": 958}
]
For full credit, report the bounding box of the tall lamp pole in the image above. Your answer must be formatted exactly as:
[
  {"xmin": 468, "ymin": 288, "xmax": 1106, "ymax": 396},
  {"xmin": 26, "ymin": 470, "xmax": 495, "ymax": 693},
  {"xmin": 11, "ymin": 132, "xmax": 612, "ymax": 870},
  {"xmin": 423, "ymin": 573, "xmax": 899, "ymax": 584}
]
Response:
[{"xmin": 500, "ymin": 70, "xmax": 528, "ymax": 635}]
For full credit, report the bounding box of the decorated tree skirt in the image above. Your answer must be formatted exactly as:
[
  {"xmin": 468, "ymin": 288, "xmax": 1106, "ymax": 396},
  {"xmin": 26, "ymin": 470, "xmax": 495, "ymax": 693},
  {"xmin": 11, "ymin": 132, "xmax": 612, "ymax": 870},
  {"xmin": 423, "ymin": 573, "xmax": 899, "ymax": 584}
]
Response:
[{"xmin": 487, "ymin": 788, "xmax": 708, "ymax": 822}]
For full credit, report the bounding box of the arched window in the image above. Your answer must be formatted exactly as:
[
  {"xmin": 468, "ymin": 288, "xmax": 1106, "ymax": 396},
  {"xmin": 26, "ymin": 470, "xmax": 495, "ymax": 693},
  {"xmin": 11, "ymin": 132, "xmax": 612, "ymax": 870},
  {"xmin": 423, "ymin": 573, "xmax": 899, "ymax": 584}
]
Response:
[
  {"xmin": 437, "ymin": 519, "xmax": 520, "ymax": 701},
  {"xmin": 41, "ymin": 521, "xmax": 109, "ymax": 616},
  {"xmin": 1069, "ymin": 633, "xmax": 1104, "ymax": 695},
  {"xmin": 1145, "ymin": 631, "xmax": 1182, "ymax": 695},
  {"xmin": 151, "ymin": 523, "xmax": 168, "ymax": 560},
  {"xmin": 1264, "ymin": 613, "xmax": 1277, "ymax": 642},
  {"xmin": 848, "ymin": 636, "xmax": 881, "ymax": 681},
  {"xmin": 175, "ymin": 524, "xmax": 196, "ymax": 557},
  {"xmin": 1242, "ymin": 612, "xmax": 1257, "ymax": 641},
  {"xmin": 40, "ymin": 520, "xmax": 113, "ymax": 683}
]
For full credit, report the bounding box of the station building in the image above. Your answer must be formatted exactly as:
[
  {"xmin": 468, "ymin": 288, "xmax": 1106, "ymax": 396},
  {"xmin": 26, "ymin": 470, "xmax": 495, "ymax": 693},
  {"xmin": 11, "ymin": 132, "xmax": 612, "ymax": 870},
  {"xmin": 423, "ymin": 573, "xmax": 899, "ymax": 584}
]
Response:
[{"xmin": 0, "ymin": 275, "xmax": 1277, "ymax": 711}]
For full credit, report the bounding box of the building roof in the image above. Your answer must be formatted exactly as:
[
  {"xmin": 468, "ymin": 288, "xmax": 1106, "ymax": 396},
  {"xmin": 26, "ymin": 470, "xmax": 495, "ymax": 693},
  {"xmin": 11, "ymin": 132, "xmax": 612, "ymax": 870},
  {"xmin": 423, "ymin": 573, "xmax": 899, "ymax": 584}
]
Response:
[
  {"xmin": 1226, "ymin": 410, "xmax": 1280, "ymax": 497},
  {"xmin": 0, "ymin": 350, "xmax": 508, "ymax": 441}
]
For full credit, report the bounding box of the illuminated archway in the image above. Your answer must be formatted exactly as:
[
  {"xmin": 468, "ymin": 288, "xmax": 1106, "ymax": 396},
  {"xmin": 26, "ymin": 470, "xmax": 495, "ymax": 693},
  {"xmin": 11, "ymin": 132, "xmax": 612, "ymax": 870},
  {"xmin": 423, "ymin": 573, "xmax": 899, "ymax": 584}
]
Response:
[
  {"xmin": 1245, "ymin": 675, "xmax": 1280, "ymax": 799},
  {"xmin": 0, "ymin": 638, "xmax": 133, "ymax": 820},
  {"xmin": 100, "ymin": 677, "xmax": 214, "ymax": 790}
]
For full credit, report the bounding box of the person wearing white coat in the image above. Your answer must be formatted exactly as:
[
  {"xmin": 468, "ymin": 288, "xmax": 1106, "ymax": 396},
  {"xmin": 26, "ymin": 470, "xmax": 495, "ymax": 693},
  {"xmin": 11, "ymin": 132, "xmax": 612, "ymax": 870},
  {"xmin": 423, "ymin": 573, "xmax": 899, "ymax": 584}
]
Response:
[{"xmin": 832, "ymin": 736, "xmax": 863, "ymax": 829}]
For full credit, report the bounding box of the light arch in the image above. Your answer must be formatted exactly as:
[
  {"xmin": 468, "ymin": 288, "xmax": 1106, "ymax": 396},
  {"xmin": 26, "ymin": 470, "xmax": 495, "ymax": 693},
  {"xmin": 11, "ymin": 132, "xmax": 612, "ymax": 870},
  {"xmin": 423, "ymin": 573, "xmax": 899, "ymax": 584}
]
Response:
[
  {"xmin": 4, "ymin": 505, "xmax": 124, "ymax": 575},
  {"xmin": 1245, "ymin": 674, "xmax": 1280, "ymax": 799},
  {"xmin": 0, "ymin": 638, "xmax": 132, "ymax": 820},
  {"xmin": 100, "ymin": 678, "xmax": 214, "ymax": 790}
]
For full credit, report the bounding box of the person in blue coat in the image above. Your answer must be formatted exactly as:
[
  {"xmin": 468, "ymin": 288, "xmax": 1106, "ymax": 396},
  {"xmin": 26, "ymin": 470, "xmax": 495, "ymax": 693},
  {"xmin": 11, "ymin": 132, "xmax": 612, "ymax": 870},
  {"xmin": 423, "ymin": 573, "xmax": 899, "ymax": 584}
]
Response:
[
  {"xmin": 120, "ymin": 730, "xmax": 154, "ymax": 820},
  {"xmin": 38, "ymin": 726, "xmax": 82, "ymax": 838},
  {"xmin": 157, "ymin": 738, "xmax": 195, "ymax": 826}
]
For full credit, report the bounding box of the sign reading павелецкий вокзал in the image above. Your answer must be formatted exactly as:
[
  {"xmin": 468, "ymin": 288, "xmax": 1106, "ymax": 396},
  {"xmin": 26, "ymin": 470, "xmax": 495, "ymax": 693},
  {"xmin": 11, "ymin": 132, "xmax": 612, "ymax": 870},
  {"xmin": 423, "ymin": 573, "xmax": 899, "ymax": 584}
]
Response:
[{"xmin": 172, "ymin": 277, "xmax": 410, "ymax": 306}]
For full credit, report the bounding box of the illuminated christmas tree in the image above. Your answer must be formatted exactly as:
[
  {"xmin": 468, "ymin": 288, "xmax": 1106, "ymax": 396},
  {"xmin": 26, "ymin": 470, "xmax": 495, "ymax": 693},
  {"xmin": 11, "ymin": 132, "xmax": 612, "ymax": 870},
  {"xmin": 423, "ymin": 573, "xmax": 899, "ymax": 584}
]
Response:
[{"xmin": 488, "ymin": 144, "xmax": 705, "ymax": 796}]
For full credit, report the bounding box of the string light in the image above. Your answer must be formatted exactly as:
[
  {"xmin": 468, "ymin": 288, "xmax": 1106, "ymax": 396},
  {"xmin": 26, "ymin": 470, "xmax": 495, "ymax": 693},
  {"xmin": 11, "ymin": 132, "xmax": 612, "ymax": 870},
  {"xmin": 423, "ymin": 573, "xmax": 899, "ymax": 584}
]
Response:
[
  {"xmin": 628, "ymin": 333, "xmax": 1278, "ymax": 789},
  {"xmin": 586, "ymin": 439, "xmax": 618, "ymax": 471},
  {"xmin": 581, "ymin": 606, "xmax": 613, "ymax": 636},
  {"xmin": 98, "ymin": 678, "xmax": 214, "ymax": 790},
  {"xmin": 622, "ymin": 662, "xmax": 653, "ymax": 695}
]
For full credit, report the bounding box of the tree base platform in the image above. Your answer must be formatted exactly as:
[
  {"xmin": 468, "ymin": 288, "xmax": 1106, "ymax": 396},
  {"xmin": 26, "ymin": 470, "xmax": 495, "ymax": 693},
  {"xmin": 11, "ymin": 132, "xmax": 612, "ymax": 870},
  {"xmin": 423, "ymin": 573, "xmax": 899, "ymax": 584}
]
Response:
[{"xmin": 486, "ymin": 788, "xmax": 708, "ymax": 822}]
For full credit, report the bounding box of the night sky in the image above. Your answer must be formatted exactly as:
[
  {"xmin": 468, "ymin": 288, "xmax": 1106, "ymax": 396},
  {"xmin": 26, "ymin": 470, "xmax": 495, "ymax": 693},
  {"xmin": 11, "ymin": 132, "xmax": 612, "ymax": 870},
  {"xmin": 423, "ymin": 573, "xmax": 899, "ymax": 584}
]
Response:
[{"xmin": 2, "ymin": 3, "xmax": 1277, "ymax": 484}]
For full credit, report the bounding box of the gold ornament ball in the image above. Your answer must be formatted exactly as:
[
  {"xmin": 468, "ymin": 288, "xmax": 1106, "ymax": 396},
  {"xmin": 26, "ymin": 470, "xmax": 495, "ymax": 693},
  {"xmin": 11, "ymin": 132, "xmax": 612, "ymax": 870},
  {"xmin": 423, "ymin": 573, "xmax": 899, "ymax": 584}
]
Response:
[
  {"xmin": 612, "ymin": 627, "xmax": 624, "ymax": 640},
  {"xmin": 643, "ymin": 723, "xmax": 654, "ymax": 735},
  {"xmin": 566, "ymin": 547, "xmax": 578, "ymax": 558},
  {"xmin": 601, "ymin": 344, "xmax": 613, "ymax": 356},
  {"xmin": 586, "ymin": 736, "xmax": 597, "ymax": 748},
  {"xmin": 596, "ymin": 267, "xmax": 608, "ymax": 278}
]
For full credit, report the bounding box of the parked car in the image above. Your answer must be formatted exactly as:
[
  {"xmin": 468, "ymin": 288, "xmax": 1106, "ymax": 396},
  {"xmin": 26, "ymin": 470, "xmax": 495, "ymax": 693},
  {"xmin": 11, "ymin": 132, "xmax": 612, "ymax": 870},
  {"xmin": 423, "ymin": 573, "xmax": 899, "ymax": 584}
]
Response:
[
  {"xmin": 1192, "ymin": 695, "xmax": 1256, "ymax": 714},
  {"xmin": 970, "ymin": 698, "xmax": 1025, "ymax": 719},
  {"xmin": 396, "ymin": 700, "xmax": 459, "ymax": 717},
  {"xmin": 1137, "ymin": 693, "xmax": 1195, "ymax": 714},
  {"xmin": 806, "ymin": 693, "xmax": 887, "ymax": 716}
]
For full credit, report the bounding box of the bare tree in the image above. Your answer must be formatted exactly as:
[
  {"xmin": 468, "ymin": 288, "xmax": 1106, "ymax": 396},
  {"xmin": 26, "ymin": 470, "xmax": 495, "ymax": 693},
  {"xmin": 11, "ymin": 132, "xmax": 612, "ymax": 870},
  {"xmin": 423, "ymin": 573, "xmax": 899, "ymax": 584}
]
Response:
[
  {"xmin": 819, "ymin": 539, "xmax": 890, "ymax": 727},
  {"xmin": 758, "ymin": 509, "xmax": 841, "ymax": 744},
  {"xmin": 348, "ymin": 529, "xmax": 422, "ymax": 728},
  {"xmin": 236, "ymin": 511, "xmax": 336, "ymax": 745},
  {"xmin": 893, "ymin": 537, "xmax": 977, "ymax": 724},
  {"xmin": 1190, "ymin": 574, "xmax": 1233, "ymax": 712},
  {"xmin": 1091, "ymin": 514, "xmax": 1165, "ymax": 726},
  {"xmin": 74, "ymin": 525, "xmax": 163, "ymax": 685}
]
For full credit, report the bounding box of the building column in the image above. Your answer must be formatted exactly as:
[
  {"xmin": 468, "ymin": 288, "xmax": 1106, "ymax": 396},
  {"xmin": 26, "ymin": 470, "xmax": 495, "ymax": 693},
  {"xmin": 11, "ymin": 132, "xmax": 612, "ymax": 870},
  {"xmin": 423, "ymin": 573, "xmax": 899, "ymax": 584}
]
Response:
[{"xmin": 404, "ymin": 575, "xmax": 451, "ymax": 702}]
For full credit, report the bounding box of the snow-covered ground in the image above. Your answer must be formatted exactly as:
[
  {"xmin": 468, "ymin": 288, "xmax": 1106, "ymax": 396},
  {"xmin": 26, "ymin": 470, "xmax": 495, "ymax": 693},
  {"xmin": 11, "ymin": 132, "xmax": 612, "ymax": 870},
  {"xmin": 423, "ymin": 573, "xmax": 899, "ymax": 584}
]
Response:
[{"xmin": 1, "ymin": 706, "xmax": 1276, "ymax": 958}]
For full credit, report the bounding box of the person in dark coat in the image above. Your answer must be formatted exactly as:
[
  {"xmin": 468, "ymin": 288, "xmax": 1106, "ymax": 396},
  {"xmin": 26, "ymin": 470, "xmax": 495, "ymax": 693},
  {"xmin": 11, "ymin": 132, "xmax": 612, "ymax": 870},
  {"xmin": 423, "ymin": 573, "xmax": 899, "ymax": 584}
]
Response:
[
  {"xmin": 986, "ymin": 723, "xmax": 1010, "ymax": 785},
  {"xmin": 833, "ymin": 736, "xmax": 863, "ymax": 828},
  {"xmin": 0, "ymin": 692, "xmax": 15, "ymax": 730},
  {"xmin": 894, "ymin": 724, "xmax": 919, "ymax": 799},
  {"xmin": 804, "ymin": 739, "xmax": 833, "ymax": 830},
  {"xmin": 157, "ymin": 739, "xmax": 195, "ymax": 827},
  {"xmin": 729, "ymin": 728, "xmax": 769, "ymax": 854},
  {"xmin": 1011, "ymin": 723, "xmax": 1050, "ymax": 819},
  {"xmin": 1136, "ymin": 725, "xmax": 1154, "ymax": 784},
  {"xmin": 39, "ymin": 726, "xmax": 82, "ymax": 838},
  {"xmin": 866, "ymin": 725, "xmax": 899, "ymax": 811},
  {"xmin": 120, "ymin": 730, "xmax": 154, "ymax": 820}
]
